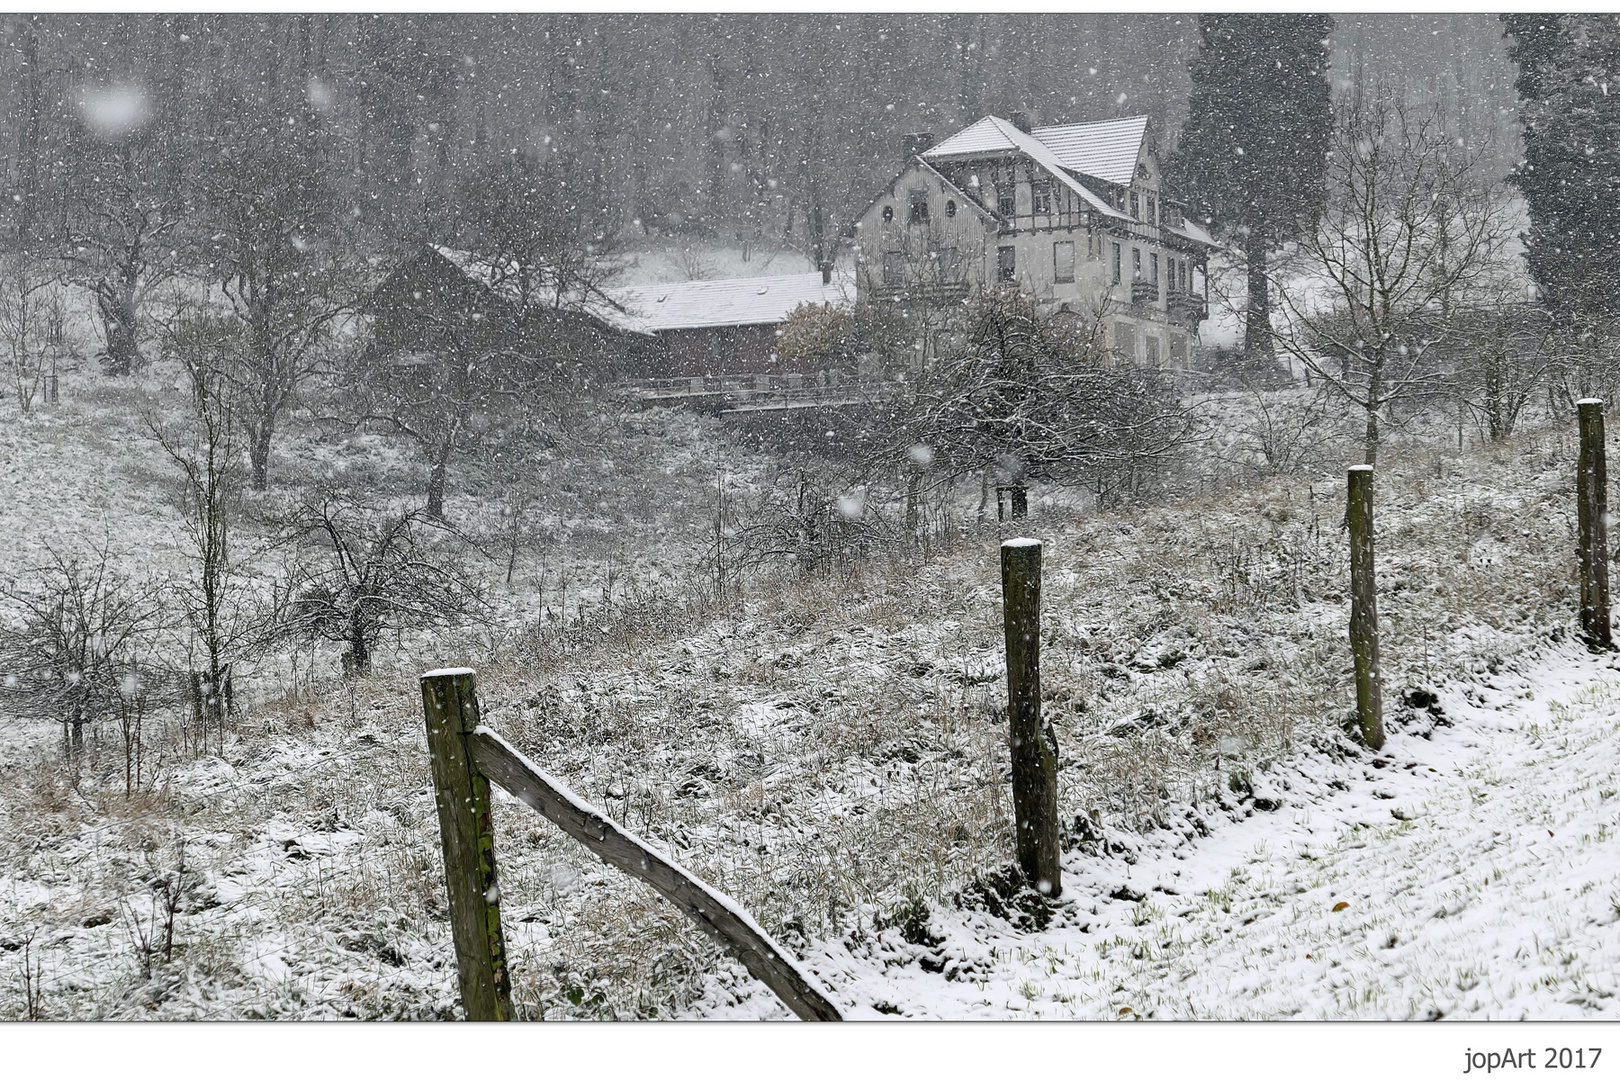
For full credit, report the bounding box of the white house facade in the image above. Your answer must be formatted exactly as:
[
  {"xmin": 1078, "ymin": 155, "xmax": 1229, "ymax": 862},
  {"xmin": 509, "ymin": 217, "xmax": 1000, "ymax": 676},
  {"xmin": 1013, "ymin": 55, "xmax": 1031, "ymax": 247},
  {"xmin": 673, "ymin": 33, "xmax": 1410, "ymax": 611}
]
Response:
[{"xmin": 852, "ymin": 113, "xmax": 1218, "ymax": 367}]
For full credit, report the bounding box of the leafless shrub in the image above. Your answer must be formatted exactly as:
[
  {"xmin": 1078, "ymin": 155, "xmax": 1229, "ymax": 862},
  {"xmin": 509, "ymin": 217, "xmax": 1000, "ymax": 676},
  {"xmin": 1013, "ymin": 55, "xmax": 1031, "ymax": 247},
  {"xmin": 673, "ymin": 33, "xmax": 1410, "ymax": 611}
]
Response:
[
  {"xmin": 273, "ymin": 495, "xmax": 486, "ymax": 676},
  {"xmin": 0, "ymin": 545, "xmax": 171, "ymax": 766}
]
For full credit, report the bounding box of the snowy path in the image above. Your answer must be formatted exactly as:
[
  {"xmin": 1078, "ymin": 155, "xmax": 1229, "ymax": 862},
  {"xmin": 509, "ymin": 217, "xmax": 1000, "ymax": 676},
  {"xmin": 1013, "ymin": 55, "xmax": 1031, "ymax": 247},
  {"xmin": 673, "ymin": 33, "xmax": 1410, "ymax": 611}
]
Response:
[{"xmin": 805, "ymin": 646, "xmax": 1620, "ymax": 1019}]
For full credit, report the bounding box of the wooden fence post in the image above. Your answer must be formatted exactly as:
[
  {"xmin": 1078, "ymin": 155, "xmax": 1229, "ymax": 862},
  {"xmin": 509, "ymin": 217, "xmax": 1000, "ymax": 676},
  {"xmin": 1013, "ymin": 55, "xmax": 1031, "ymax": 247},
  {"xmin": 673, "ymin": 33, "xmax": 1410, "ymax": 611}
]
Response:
[
  {"xmin": 1000, "ymin": 538, "xmax": 1061, "ymax": 897},
  {"xmin": 1347, "ymin": 465, "xmax": 1384, "ymax": 751},
  {"xmin": 421, "ymin": 668, "xmax": 512, "ymax": 1021},
  {"xmin": 1577, "ymin": 399, "xmax": 1611, "ymax": 650}
]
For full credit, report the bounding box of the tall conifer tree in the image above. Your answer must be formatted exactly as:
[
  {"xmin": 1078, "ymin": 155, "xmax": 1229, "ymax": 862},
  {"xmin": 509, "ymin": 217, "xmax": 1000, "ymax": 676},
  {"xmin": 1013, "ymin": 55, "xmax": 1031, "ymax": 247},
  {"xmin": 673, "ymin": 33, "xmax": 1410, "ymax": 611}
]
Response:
[
  {"xmin": 1170, "ymin": 15, "xmax": 1333, "ymax": 360},
  {"xmin": 1503, "ymin": 15, "xmax": 1620, "ymax": 336}
]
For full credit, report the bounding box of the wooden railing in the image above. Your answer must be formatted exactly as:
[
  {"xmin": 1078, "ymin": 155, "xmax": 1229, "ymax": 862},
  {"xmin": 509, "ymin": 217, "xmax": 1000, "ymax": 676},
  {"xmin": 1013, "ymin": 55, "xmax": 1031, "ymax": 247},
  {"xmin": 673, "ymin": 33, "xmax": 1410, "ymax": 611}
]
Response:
[
  {"xmin": 421, "ymin": 668, "xmax": 843, "ymax": 1021},
  {"xmin": 619, "ymin": 372, "xmax": 897, "ymax": 413}
]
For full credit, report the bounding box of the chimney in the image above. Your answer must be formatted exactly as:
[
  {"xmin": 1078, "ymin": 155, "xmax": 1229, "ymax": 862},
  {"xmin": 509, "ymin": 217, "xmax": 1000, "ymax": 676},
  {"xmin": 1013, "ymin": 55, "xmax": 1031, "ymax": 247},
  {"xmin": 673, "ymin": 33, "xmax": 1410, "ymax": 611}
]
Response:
[
  {"xmin": 901, "ymin": 132, "xmax": 935, "ymax": 166},
  {"xmin": 820, "ymin": 261, "xmax": 833, "ymax": 286},
  {"xmin": 1011, "ymin": 110, "xmax": 1032, "ymax": 133}
]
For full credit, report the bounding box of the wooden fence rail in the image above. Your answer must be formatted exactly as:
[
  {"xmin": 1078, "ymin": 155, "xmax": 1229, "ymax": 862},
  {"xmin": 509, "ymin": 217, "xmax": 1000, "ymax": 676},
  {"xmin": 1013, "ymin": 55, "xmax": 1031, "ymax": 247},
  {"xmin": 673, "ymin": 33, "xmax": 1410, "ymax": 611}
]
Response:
[{"xmin": 421, "ymin": 668, "xmax": 843, "ymax": 1022}]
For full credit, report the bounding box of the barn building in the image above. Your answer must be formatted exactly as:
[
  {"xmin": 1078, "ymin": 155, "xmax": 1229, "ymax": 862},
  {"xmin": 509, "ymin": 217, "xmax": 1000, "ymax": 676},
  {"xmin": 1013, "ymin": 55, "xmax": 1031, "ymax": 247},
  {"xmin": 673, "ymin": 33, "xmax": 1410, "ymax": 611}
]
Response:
[
  {"xmin": 851, "ymin": 112, "xmax": 1218, "ymax": 367},
  {"xmin": 604, "ymin": 270, "xmax": 853, "ymax": 378},
  {"xmin": 364, "ymin": 244, "xmax": 657, "ymax": 380}
]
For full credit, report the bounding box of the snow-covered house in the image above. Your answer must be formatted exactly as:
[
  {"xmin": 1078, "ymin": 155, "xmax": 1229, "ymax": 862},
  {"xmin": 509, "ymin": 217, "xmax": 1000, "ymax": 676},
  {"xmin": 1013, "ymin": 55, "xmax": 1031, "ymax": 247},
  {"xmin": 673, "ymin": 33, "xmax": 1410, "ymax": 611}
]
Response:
[
  {"xmin": 851, "ymin": 113, "xmax": 1218, "ymax": 367},
  {"xmin": 604, "ymin": 270, "xmax": 853, "ymax": 378}
]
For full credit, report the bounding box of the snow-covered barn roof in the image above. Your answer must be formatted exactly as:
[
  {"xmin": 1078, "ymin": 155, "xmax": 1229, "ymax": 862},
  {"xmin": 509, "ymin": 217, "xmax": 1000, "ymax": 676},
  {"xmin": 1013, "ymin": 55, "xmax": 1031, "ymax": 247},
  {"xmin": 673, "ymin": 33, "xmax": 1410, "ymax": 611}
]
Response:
[{"xmin": 604, "ymin": 271, "xmax": 853, "ymax": 334}]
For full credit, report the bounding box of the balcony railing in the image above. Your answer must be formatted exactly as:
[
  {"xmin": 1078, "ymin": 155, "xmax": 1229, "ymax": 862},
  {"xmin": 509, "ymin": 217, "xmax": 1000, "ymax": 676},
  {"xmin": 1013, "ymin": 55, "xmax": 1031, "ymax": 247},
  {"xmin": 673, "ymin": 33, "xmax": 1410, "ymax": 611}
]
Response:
[
  {"xmin": 1130, "ymin": 279, "xmax": 1160, "ymax": 305},
  {"xmin": 871, "ymin": 281, "xmax": 971, "ymax": 303},
  {"xmin": 1167, "ymin": 292, "xmax": 1207, "ymax": 321}
]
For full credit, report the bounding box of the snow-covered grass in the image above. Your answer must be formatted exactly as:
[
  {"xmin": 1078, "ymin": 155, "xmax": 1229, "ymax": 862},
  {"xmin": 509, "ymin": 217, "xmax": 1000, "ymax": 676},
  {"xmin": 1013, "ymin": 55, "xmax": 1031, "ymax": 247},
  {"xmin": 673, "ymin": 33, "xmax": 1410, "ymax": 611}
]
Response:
[{"xmin": 0, "ymin": 350, "xmax": 1607, "ymax": 1020}]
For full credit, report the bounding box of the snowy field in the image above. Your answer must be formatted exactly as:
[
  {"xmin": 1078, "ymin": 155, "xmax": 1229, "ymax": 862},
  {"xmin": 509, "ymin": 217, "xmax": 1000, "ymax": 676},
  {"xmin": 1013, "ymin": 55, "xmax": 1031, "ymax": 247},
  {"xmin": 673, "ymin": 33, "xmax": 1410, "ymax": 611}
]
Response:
[{"xmin": 800, "ymin": 644, "xmax": 1620, "ymax": 1020}]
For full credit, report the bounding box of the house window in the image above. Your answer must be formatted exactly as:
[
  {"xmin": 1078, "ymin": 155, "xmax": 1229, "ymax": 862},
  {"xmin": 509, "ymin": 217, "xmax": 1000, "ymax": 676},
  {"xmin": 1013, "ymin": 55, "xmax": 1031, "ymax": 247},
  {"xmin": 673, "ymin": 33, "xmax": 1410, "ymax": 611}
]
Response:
[
  {"xmin": 1150, "ymin": 252, "xmax": 1160, "ymax": 286},
  {"xmin": 938, "ymin": 247, "xmax": 960, "ymax": 280},
  {"xmin": 997, "ymin": 186, "xmax": 1015, "ymax": 218},
  {"xmin": 1132, "ymin": 247, "xmax": 1142, "ymax": 279},
  {"xmin": 1145, "ymin": 335, "xmax": 1161, "ymax": 365},
  {"xmin": 1114, "ymin": 321, "xmax": 1137, "ymax": 361},
  {"xmin": 1179, "ymin": 260, "xmax": 1189, "ymax": 293},
  {"xmin": 1053, "ymin": 241, "xmax": 1075, "ymax": 284},
  {"xmin": 882, "ymin": 205, "xmax": 894, "ymax": 223},
  {"xmin": 945, "ymin": 199, "xmax": 957, "ymax": 218},
  {"xmin": 1111, "ymin": 242, "xmax": 1122, "ymax": 285},
  {"xmin": 883, "ymin": 252, "xmax": 903, "ymax": 285},
  {"xmin": 1032, "ymin": 180, "xmax": 1052, "ymax": 215},
  {"xmin": 1130, "ymin": 190, "xmax": 1140, "ymax": 219},
  {"xmin": 1148, "ymin": 196, "xmax": 1157, "ymax": 225},
  {"xmin": 997, "ymin": 245, "xmax": 1016, "ymax": 283},
  {"xmin": 908, "ymin": 189, "xmax": 929, "ymax": 224}
]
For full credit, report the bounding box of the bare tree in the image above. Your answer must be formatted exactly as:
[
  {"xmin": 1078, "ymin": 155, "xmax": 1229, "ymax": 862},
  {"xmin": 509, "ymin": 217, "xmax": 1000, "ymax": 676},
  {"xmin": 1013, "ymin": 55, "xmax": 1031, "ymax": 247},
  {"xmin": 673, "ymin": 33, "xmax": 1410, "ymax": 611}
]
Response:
[
  {"xmin": 0, "ymin": 545, "xmax": 166, "ymax": 761},
  {"xmin": 451, "ymin": 151, "xmax": 627, "ymax": 315},
  {"xmin": 0, "ymin": 257, "xmax": 63, "ymax": 413},
  {"xmin": 873, "ymin": 288, "xmax": 1198, "ymax": 515},
  {"xmin": 193, "ymin": 123, "xmax": 355, "ymax": 489},
  {"xmin": 61, "ymin": 112, "xmax": 184, "ymax": 375},
  {"xmin": 346, "ymin": 311, "xmax": 561, "ymax": 521},
  {"xmin": 1446, "ymin": 292, "xmax": 1554, "ymax": 444},
  {"xmin": 277, "ymin": 497, "xmax": 486, "ymax": 676},
  {"xmin": 1271, "ymin": 96, "xmax": 1514, "ymax": 464},
  {"xmin": 147, "ymin": 310, "xmax": 264, "ymax": 754}
]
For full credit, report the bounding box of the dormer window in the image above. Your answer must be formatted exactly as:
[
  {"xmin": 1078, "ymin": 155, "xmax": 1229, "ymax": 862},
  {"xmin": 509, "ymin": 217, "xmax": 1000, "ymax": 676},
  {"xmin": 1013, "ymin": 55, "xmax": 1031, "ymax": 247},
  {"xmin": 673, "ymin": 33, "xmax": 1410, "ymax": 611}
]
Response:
[
  {"xmin": 882, "ymin": 205, "xmax": 894, "ymax": 223},
  {"xmin": 945, "ymin": 199, "xmax": 957, "ymax": 218}
]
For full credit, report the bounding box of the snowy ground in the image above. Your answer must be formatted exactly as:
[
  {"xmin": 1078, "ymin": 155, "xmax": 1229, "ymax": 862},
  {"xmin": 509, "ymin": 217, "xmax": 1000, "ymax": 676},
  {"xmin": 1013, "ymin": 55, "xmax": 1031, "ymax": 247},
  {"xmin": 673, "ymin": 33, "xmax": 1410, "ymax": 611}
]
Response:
[{"xmin": 792, "ymin": 643, "xmax": 1620, "ymax": 1020}]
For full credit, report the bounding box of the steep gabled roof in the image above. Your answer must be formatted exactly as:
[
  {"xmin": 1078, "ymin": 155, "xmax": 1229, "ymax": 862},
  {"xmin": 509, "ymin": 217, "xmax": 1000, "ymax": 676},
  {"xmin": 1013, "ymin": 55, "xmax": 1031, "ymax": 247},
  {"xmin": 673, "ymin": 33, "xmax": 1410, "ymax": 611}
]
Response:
[
  {"xmin": 1031, "ymin": 116, "xmax": 1151, "ymax": 187},
  {"xmin": 604, "ymin": 271, "xmax": 853, "ymax": 334},
  {"xmin": 849, "ymin": 154, "xmax": 1005, "ymax": 232},
  {"xmin": 923, "ymin": 115, "xmax": 1130, "ymax": 220}
]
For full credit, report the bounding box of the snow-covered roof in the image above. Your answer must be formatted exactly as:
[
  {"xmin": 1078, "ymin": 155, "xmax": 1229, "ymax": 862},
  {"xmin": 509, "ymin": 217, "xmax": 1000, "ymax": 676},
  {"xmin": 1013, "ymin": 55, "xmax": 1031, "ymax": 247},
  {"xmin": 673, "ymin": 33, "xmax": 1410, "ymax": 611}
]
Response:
[
  {"xmin": 1030, "ymin": 116, "xmax": 1151, "ymax": 187},
  {"xmin": 604, "ymin": 271, "xmax": 854, "ymax": 334},
  {"xmin": 1166, "ymin": 217, "xmax": 1218, "ymax": 248},
  {"xmin": 924, "ymin": 115, "xmax": 1131, "ymax": 220}
]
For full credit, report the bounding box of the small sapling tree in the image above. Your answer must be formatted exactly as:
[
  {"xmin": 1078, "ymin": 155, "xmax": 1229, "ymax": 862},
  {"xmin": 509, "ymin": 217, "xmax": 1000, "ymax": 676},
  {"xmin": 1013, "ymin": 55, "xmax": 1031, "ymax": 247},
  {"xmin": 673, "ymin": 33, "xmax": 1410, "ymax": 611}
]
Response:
[{"xmin": 148, "ymin": 310, "xmax": 264, "ymax": 754}]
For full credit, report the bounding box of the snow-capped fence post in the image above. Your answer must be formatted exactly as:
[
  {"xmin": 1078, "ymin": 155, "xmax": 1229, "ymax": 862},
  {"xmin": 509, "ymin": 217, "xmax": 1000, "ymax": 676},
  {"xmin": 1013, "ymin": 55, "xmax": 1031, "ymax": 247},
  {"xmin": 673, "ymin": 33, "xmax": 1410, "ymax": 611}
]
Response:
[
  {"xmin": 1577, "ymin": 399, "xmax": 1611, "ymax": 650},
  {"xmin": 1000, "ymin": 538, "xmax": 1062, "ymax": 897},
  {"xmin": 1346, "ymin": 466, "xmax": 1384, "ymax": 751},
  {"xmin": 421, "ymin": 667, "xmax": 844, "ymax": 1021},
  {"xmin": 420, "ymin": 668, "xmax": 512, "ymax": 1021}
]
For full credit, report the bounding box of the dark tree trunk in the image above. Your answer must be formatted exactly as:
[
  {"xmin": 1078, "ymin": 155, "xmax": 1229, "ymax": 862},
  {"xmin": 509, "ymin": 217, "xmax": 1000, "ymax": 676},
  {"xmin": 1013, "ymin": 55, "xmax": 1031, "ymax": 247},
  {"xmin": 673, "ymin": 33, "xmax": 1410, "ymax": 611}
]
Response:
[
  {"xmin": 1243, "ymin": 236, "xmax": 1273, "ymax": 361},
  {"xmin": 249, "ymin": 423, "xmax": 273, "ymax": 490},
  {"xmin": 99, "ymin": 284, "xmax": 140, "ymax": 376},
  {"xmin": 347, "ymin": 614, "xmax": 371, "ymax": 675},
  {"xmin": 426, "ymin": 439, "xmax": 453, "ymax": 519}
]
